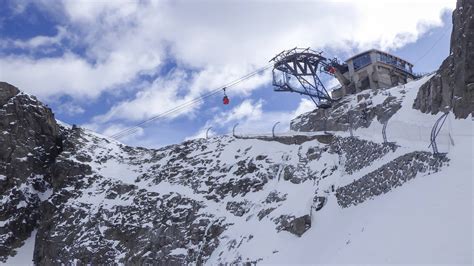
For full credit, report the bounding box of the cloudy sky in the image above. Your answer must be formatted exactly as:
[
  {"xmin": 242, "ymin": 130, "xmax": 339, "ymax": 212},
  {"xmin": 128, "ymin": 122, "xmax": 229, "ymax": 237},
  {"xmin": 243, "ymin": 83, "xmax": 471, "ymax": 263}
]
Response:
[{"xmin": 0, "ymin": 0, "xmax": 456, "ymax": 148}]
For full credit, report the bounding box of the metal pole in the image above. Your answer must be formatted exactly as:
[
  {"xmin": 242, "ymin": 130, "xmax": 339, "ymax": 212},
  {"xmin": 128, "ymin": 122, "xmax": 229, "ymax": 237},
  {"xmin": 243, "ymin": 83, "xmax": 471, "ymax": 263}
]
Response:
[
  {"xmin": 206, "ymin": 127, "xmax": 212, "ymax": 139},
  {"xmin": 429, "ymin": 118, "xmax": 440, "ymax": 152},
  {"xmin": 435, "ymin": 112, "xmax": 449, "ymax": 138},
  {"xmin": 272, "ymin": 122, "xmax": 280, "ymax": 139},
  {"xmin": 429, "ymin": 112, "xmax": 449, "ymax": 155},
  {"xmin": 233, "ymin": 123, "xmax": 239, "ymax": 138}
]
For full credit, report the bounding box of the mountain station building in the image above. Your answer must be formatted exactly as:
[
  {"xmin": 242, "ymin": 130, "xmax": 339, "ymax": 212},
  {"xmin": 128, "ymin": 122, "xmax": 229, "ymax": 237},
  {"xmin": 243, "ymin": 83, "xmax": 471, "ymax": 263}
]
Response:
[{"xmin": 331, "ymin": 49, "xmax": 416, "ymax": 99}]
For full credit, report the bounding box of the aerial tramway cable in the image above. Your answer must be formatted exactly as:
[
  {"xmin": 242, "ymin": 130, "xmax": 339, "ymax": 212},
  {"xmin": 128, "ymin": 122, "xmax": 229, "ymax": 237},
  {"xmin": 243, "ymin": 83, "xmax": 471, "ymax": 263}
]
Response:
[
  {"xmin": 413, "ymin": 27, "xmax": 450, "ymax": 65},
  {"xmin": 110, "ymin": 63, "xmax": 273, "ymax": 140}
]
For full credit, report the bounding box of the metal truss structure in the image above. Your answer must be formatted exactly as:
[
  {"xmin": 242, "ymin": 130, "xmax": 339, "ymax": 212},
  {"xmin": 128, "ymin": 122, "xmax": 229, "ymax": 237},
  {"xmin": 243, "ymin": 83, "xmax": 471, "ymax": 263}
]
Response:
[{"xmin": 270, "ymin": 47, "xmax": 343, "ymax": 108}]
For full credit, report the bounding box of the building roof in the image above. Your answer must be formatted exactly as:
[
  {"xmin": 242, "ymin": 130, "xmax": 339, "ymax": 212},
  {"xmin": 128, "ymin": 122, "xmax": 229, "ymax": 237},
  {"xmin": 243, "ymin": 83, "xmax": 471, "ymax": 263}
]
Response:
[{"xmin": 345, "ymin": 49, "xmax": 414, "ymax": 67}]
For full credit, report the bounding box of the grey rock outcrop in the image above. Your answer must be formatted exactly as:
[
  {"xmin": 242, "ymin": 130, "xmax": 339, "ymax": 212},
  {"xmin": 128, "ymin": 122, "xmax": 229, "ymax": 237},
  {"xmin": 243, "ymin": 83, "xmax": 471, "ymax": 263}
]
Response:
[
  {"xmin": 336, "ymin": 151, "xmax": 449, "ymax": 208},
  {"xmin": 226, "ymin": 200, "xmax": 251, "ymax": 217},
  {"xmin": 291, "ymin": 89, "xmax": 403, "ymax": 132},
  {"xmin": 274, "ymin": 215, "xmax": 312, "ymax": 237},
  {"xmin": 0, "ymin": 82, "xmax": 60, "ymax": 262},
  {"xmin": 413, "ymin": 0, "xmax": 474, "ymax": 118},
  {"xmin": 329, "ymin": 136, "xmax": 397, "ymax": 174}
]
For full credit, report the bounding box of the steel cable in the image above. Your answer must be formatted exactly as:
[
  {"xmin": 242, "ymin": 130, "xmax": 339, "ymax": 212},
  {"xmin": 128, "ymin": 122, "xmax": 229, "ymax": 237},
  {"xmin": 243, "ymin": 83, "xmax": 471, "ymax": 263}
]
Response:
[{"xmin": 110, "ymin": 63, "xmax": 273, "ymax": 139}]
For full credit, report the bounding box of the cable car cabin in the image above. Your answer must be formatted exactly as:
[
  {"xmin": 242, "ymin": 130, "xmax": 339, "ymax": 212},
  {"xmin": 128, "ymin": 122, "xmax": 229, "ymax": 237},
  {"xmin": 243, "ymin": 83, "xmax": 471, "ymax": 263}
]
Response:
[{"xmin": 223, "ymin": 95, "xmax": 230, "ymax": 105}]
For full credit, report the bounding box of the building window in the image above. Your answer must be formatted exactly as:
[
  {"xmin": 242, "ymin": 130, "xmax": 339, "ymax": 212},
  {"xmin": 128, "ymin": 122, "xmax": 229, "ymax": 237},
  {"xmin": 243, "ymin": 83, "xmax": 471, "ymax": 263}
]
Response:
[
  {"xmin": 353, "ymin": 53, "xmax": 371, "ymax": 71},
  {"xmin": 377, "ymin": 52, "xmax": 412, "ymax": 73},
  {"xmin": 377, "ymin": 53, "xmax": 393, "ymax": 65}
]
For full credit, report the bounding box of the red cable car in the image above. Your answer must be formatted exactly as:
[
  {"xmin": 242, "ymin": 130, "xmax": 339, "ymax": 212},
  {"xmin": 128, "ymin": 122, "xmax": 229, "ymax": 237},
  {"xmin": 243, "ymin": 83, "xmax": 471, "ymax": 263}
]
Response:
[
  {"xmin": 222, "ymin": 87, "xmax": 230, "ymax": 105},
  {"xmin": 223, "ymin": 96, "xmax": 230, "ymax": 105}
]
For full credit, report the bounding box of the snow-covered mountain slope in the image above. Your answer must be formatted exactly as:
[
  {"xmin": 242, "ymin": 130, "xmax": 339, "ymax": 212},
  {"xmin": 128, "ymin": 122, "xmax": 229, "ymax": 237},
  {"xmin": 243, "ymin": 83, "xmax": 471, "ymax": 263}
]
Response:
[
  {"xmin": 3, "ymin": 75, "xmax": 471, "ymax": 264},
  {"xmin": 255, "ymin": 77, "xmax": 473, "ymax": 264}
]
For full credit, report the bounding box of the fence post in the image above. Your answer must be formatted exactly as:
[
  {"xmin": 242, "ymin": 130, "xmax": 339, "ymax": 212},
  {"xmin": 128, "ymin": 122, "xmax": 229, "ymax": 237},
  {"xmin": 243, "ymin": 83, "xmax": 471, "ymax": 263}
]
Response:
[
  {"xmin": 429, "ymin": 112, "xmax": 449, "ymax": 156},
  {"xmin": 233, "ymin": 123, "xmax": 239, "ymax": 138},
  {"xmin": 205, "ymin": 127, "xmax": 212, "ymax": 139},
  {"xmin": 272, "ymin": 122, "xmax": 280, "ymax": 139}
]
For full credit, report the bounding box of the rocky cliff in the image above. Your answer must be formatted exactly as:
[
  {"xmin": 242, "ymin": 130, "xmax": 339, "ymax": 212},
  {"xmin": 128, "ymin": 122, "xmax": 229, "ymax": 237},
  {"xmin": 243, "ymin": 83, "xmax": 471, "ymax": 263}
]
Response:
[
  {"xmin": 0, "ymin": 82, "xmax": 60, "ymax": 260},
  {"xmin": 413, "ymin": 0, "xmax": 474, "ymax": 118}
]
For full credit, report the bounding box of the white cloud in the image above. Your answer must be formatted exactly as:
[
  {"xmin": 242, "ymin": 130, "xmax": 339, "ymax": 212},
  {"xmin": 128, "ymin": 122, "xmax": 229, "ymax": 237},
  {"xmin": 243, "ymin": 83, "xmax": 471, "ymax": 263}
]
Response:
[
  {"xmin": 293, "ymin": 99, "xmax": 315, "ymax": 118},
  {"xmin": 92, "ymin": 70, "xmax": 196, "ymax": 123},
  {"xmin": 222, "ymin": 99, "xmax": 264, "ymax": 124},
  {"xmin": 348, "ymin": 0, "xmax": 453, "ymax": 51},
  {"xmin": 0, "ymin": 0, "xmax": 455, "ymax": 125},
  {"xmin": 91, "ymin": 65, "xmax": 271, "ymax": 125},
  {"xmin": 185, "ymin": 127, "xmax": 216, "ymax": 141},
  {"xmin": 0, "ymin": 49, "xmax": 162, "ymax": 99},
  {"xmin": 57, "ymin": 101, "xmax": 85, "ymax": 116},
  {"xmin": 0, "ymin": 26, "xmax": 69, "ymax": 49},
  {"xmin": 186, "ymin": 97, "xmax": 317, "ymax": 141},
  {"xmin": 0, "ymin": 0, "xmax": 455, "ymax": 97},
  {"xmin": 61, "ymin": 1, "xmax": 140, "ymax": 24}
]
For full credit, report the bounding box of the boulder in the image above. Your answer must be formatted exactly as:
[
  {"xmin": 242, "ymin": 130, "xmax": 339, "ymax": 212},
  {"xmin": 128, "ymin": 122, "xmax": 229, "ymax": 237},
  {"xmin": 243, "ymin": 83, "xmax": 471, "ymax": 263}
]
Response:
[{"xmin": 275, "ymin": 215, "xmax": 312, "ymax": 237}]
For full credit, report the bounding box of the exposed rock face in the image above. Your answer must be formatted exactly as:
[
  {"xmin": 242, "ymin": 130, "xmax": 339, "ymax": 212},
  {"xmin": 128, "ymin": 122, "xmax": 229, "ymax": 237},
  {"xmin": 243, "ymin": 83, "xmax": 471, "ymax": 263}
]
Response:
[
  {"xmin": 226, "ymin": 201, "xmax": 251, "ymax": 217},
  {"xmin": 413, "ymin": 1, "xmax": 474, "ymax": 118},
  {"xmin": 329, "ymin": 136, "xmax": 397, "ymax": 175},
  {"xmin": 0, "ymin": 82, "xmax": 60, "ymax": 261},
  {"xmin": 34, "ymin": 129, "xmax": 231, "ymax": 264},
  {"xmin": 291, "ymin": 87, "xmax": 404, "ymax": 132},
  {"xmin": 274, "ymin": 215, "xmax": 311, "ymax": 237},
  {"xmin": 336, "ymin": 151, "xmax": 449, "ymax": 208}
]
